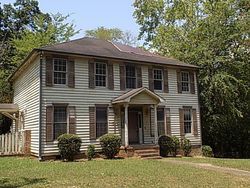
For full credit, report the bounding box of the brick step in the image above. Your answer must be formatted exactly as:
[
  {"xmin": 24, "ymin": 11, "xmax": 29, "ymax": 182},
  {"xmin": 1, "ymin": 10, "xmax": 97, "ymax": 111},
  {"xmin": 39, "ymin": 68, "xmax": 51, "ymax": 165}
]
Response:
[
  {"xmin": 135, "ymin": 149, "xmax": 159, "ymax": 154},
  {"xmin": 143, "ymin": 156, "xmax": 162, "ymax": 160},
  {"xmin": 139, "ymin": 152, "xmax": 160, "ymax": 158}
]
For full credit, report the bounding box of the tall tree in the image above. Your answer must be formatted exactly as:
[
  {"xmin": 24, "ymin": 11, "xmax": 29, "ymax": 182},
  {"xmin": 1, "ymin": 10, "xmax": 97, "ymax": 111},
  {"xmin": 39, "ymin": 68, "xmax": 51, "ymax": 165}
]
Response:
[
  {"xmin": 134, "ymin": 0, "xmax": 250, "ymax": 157},
  {"xmin": 85, "ymin": 26, "xmax": 138, "ymax": 46}
]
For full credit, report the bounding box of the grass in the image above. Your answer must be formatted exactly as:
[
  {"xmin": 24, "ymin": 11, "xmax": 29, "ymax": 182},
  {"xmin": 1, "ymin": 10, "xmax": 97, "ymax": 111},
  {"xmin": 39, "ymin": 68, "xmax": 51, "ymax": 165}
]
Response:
[
  {"xmin": 0, "ymin": 157, "xmax": 249, "ymax": 188},
  {"xmin": 169, "ymin": 157, "xmax": 250, "ymax": 171}
]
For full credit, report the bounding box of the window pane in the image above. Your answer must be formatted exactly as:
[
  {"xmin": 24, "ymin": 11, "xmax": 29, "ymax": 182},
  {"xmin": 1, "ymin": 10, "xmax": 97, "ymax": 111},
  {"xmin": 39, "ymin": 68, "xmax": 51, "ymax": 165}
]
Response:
[
  {"xmin": 96, "ymin": 107, "xmax": 107, "ymax": 138},
  {"xmin": 95, "ymin": 62, "xmax": 106, "ymax": 87},
  {"xmin": 126, "ymin": 65, "xmax": 136, "ymax": 89},
  {"xmin": 157, "ymin": 108, "xmax": 165, "ymax": 136},
  {"xmin": 54, "ymin": 106, "xmax": 67, "ymax": 139},
  {"xmin": 53, "ymin": 58, "xmax": 67, "ymax": 85},
  {"xmin": 184, "ymin": 109, "xmax": 192, "ymax": 134},
  {"xmin": 181, "ymin": 72, "xmax": 190, "ymax": 92},
  {"xmin": 154, "ymin": 80, "xmax": 162, "ymax": 90}
]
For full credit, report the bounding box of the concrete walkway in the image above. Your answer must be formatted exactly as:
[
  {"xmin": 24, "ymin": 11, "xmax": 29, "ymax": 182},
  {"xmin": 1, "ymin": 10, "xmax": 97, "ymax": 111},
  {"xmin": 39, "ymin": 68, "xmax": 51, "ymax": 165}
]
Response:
[{"xmin": 161, "ymin": 159, "xmax": 250, "ymax": 177}]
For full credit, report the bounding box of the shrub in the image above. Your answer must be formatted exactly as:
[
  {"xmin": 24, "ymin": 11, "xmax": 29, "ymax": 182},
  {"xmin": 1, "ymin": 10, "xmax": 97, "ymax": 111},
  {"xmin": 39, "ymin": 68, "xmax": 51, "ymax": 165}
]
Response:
[
  {"xmin": 171, "ymin": 136, "xmax": 180, "ymax": 157},
  {"xmin": 182, "ymin": 138, "xmax": 192, "ymax": 156},
  {"xmin": 100, "ymin": 134, "xmax": 121, "ymax": 159},
  {"xmin": 202, "ymin": 145, "xmax": 213, "ymax": 157},
  {"xmin": 57, "ymin": 134, "xmax": 82, "ymax": 161},
  {"xmin": 158, "ymin": 135, "xmax": 174, "ymax": 157},
  {"xmin": 86, "ymin": 144, "xmax": 95, "ymax": 160}
]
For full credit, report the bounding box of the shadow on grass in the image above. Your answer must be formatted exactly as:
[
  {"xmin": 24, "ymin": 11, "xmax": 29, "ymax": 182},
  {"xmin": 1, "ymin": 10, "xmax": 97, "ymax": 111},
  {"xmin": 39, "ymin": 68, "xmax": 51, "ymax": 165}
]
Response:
[{"xmin": 0, "ymin": 177, "xmax": 46, "ymax": 188}]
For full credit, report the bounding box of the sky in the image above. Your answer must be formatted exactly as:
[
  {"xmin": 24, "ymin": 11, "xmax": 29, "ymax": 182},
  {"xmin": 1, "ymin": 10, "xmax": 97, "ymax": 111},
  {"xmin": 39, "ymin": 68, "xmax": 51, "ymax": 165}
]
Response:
[{"xmin": 1, "ymin": 0, "xmax": 141, "ymax": 41}]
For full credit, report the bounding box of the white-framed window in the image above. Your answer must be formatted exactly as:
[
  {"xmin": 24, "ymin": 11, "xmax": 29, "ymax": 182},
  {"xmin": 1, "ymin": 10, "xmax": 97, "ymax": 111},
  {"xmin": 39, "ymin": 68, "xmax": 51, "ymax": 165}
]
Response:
[
  {"xmin": 95, "ymin": 62, "xmax": 107, "ymax": 87},
  {"xmin": 153, "ymin": 69, "xmax": 163, "ymax": 90},
  {"xmin": 126, "ymin": 65, "xmax": 136, "ymax": 89},
  {"xmin": 96, "ymin": 107, "xmax": 108, "ymax": 138},
  {"xmin": 181, "ymin": 71, "xmax": 190, "ymax": 92},
  {"xmin": 54, "ymin": 106, "xmax": 67, "ymax": 139},
  {"xmin": 157, "ymin": 108, "xmax": 165, "ymax": 136},
  {"xmin": 53, "ymin": 58, "xmax": 67, "ymax": 85},
  {"xmin": 184, "ymin": 108, "xmax": 192, "ymax": 134}
]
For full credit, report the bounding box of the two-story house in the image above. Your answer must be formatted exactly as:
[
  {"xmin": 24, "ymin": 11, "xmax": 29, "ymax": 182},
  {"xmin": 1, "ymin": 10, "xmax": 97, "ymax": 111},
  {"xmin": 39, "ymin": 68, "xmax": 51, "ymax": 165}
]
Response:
[{"xmin": 9, "ymin": 37, "xmax": 201, "ymax": 159}]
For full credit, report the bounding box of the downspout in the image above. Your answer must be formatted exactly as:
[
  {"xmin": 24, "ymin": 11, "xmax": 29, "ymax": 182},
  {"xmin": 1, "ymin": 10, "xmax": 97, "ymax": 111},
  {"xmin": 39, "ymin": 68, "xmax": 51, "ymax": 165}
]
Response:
[{"xmin": 38, "ymin": 51, "xmax": 43, "ymax": 161}]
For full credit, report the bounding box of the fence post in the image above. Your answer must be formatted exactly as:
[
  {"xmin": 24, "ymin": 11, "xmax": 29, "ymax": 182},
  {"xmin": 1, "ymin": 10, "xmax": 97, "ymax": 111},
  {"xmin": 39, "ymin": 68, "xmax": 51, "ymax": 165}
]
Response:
[{"xmin": 23, "ymin": 130, "xmax": 31, "ymax": 155}]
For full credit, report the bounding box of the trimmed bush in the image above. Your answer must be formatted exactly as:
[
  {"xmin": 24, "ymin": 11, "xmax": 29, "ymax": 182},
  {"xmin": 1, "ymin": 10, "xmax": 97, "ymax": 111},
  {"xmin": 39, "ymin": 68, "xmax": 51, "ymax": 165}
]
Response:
[
  {"xmin": 158, "ymin": 135, "xmax": 174, "ymax": 157},
  {"xmin": 202, "ymin": 145, "xmax": 213, "ymax": 157},
  {"xmin": 171, "ymin": 136, "xmax": 180, "ymax": 157},
  {"xmin": 182, "ymin": 138, "xmax": 192, "ymax": 156},
  {"xmin": 57, "ymin": 134, "xmax": 82, "ymax": 161},
  {"xmin": 100, "ymin": 134, "xmax": 121, "ymax": 159},
  {"xmin": 86, "ymin": 144, "xmax": 95, "ymax": 160}
]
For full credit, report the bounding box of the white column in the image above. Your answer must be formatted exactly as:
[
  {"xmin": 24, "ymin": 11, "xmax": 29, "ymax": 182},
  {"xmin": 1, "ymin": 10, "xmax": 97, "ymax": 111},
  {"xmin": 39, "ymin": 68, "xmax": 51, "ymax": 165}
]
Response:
[
  {"xmin": 124, "ymin": 103, "xmax": 129, "ymax": 147},
  {"xmin": 154, "ymin": 104, "xmax": 158, "ymax": 144}
]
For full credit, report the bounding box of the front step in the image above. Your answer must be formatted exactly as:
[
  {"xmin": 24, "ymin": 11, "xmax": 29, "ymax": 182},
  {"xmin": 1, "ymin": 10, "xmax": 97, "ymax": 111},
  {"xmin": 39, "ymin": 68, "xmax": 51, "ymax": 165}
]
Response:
[{"xmin": 133, "ymin": 145, "xmax": 161, "ymax": 159}]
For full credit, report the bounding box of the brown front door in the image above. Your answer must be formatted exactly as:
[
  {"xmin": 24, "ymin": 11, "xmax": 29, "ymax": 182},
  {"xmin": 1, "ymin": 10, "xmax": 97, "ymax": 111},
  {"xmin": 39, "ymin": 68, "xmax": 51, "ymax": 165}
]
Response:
[{"xmin": 128, "ymin": 111, "xmax": 139, "ymax": 144}]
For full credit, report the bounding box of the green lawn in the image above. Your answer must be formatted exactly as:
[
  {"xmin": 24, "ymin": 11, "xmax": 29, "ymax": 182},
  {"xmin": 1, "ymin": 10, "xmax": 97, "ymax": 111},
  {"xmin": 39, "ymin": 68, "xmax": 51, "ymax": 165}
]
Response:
[
  {"xmin": 169, "ymin": 157, "xmax": 250, "ymax": 171},
  {"xmin": 0, "ymin": 157, "xmax": 249, "ymax": 188}
]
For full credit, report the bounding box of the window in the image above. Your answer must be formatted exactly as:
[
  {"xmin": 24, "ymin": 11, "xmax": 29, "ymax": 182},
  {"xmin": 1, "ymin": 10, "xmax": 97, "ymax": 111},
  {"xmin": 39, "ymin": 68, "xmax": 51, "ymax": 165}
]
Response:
[
  {"xmin": 184, "ymin": 108, "xmax": 192, "ymax": 134},
  {"xmin": 181, "ymin": 72, "xmax": 190, "ymax": 92},
  {"xmin": 154, "ymin": 69, "xmax": 163, "ymax": 90},
  {"xmin": 54, "ymin": 58, "xmax": 67, "ymax": 85},
  {"xmin": 54, "ymin": 106, "xmax": 67, "ymax": 139},
  {"xmin": 157, "ymin": 108, "xmax": 165, "ymax": 136},
  {"xmin": 96, "ymin": 107, "xmax": 108, "ymax": 138},
  {"xmin": 95, "ymin": 62, "xmax": 107, "ymax": 87},
  {"xmin": 126, "ymin": 65, "xmax": 136, "ymax": 89}
]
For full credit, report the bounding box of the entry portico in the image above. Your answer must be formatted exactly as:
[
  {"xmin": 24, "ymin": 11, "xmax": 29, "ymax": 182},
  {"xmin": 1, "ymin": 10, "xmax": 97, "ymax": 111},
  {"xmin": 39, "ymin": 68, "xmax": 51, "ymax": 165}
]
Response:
[{"xmin": 112, "ymin": 87, "xmax": 165, "ymax": 147}]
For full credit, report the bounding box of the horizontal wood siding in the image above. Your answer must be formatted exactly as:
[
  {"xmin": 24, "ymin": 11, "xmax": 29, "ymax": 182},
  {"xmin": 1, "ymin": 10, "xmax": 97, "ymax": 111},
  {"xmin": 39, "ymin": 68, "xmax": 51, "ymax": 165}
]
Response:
[
  {"xmin": 41, "ymin": 56, "xmax": 201, "ymax": 156},
  {"xmin": 13, "ymin": 57, "xmax": 40, "ymax": 156}
]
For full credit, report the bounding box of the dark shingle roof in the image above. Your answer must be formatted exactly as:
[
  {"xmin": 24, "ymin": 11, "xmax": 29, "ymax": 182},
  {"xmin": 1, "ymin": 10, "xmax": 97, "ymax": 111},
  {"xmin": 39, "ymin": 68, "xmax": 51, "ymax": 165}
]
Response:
[{"xmin": 38, "ymin": 37, "xmax": 197, "ymax": 68}]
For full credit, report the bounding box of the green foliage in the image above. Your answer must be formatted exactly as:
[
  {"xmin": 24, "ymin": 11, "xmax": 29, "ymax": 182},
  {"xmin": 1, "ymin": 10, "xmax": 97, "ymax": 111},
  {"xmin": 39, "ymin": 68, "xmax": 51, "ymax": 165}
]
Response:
[
  {"xmin": 86, "ymin": 144, "xmax": 95, "ymax": 161},
  {"xmin": 133, "ymin": 0, "xmax": 250, "ymax": 157},
  {"xmin": 158, "ymin": 135, "xmax": 174, "ymax": 157},
  {"xmin": 171, "ymin": 136, "xmax": 180, "ymax": 157},
  {"xmin": 182, "ymin": 138, "xmax": 192, "ymax": 157},
  {"xmin": 57, "ymin": 134, "xmax": 82, "ymax": 161},
  {"xmin": 202, "ymin": 145, "xmax": 213, "ymax": 157},
  {"xmin": 0, "ymin": 0, "xmax": 78, "ymax": 104},
  {"xmin": 85, "ymin": 26, "xmax": 138, "ymax": 46},
  {"xmin": 99, "ymin": 134, "xmax": 121, "ymax": 159}
]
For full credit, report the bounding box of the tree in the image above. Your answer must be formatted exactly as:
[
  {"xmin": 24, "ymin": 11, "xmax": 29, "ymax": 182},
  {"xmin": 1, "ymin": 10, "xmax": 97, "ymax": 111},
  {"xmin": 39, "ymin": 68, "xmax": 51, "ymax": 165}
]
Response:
[
  {"xmin": 85, "ymin": 26, "xmax": 138, "ymax": 46},
  {"xmin": 0, "ymin": 0, "xmax": 78, "ymax": 133},
  {"xmin": 134, "ymin": 0, "xmax": 250, "ymax": 157}
]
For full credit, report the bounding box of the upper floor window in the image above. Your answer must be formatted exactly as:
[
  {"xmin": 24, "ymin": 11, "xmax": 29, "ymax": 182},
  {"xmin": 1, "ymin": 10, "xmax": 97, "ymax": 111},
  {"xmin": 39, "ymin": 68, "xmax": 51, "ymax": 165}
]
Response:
[
  {"xmin": 154, "ymin": 69, "xmax": 163, "ymax": 90},
  {"xmin": 184, "ymin": 108, "xmax": 192, "ymax": 134},
  {"xmin": 96, "ymin": 107, "xmax": 108, "ymax": 138},
  {"xmin": 95, "ymin": 62, "xmax": 107, "ymax": 87},
  {"xmin": 53, "ymin": 58, "xmax": 67, "ymax": 85},
  {"xmin": 54, "ymin": 106, "xmax": 67, "ymax": 139},
  {"xmin": 126, "ymin": 65, "xmax": 136, "ymax": 89},
  {"xmin": 181, "ymin": 72, "xmax": 190, "ymax": 92}
]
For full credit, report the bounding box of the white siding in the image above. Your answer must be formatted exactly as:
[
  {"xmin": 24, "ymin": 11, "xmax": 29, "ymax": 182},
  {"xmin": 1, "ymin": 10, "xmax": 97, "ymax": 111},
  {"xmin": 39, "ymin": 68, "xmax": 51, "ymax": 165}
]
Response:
[
  {"xmin": 41, "ymin": 55, "xmax": 201, "ymax": 156},
  {"xmin": 13, "ymin": 57, "xmax": 40, "ymax": 156}
]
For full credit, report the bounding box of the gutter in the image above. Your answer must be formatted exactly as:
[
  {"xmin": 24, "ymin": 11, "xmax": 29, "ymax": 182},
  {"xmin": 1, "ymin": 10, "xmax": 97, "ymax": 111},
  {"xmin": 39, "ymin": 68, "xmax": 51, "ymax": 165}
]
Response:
[{"xmin": 38, "ymin": 51, "xmax": 43, "ymax": 161}]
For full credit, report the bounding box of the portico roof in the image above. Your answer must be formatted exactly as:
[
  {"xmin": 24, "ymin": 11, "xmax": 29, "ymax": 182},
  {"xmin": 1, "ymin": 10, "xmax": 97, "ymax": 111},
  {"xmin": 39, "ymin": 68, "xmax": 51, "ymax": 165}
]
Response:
[
  {"xmin": 112, "ymin": 87, "xmax": 165, "ymax": 104},
  {"xmin": 0, "ymin": 104, "xmax": 19, "ymax": 113}
]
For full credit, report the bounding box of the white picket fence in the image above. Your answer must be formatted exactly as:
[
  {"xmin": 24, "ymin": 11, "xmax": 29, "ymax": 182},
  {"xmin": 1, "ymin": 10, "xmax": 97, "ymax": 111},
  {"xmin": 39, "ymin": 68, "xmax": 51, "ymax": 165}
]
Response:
[{"xmin": 0, "ymin": 131, "xmax": 24, "ymax": 155}]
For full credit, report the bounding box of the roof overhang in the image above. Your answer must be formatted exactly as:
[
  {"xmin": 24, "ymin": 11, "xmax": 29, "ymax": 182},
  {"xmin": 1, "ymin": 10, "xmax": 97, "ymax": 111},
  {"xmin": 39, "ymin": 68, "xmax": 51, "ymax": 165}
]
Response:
[
  {"xmin": 0, "ymin": 104, "xmax": 19, "ymax": 113},
  {"xmin": 112, "ymin": 87, "xmax": 165, "ymax": 105}
]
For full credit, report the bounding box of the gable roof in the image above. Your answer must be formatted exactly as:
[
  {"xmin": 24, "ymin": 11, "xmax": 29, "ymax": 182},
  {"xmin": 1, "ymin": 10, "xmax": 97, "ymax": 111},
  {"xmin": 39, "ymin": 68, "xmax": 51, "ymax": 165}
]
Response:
[
  {"xmin": 9, "ymin": 37, "xmax": 198, "ymax": 82},
  {"xmin": 112, "ymin": 87, "xmax": 165, "ymax": 104},
  {"xmin": 38, "ymin": 37, "xmax": 197, "ymax": 68}
]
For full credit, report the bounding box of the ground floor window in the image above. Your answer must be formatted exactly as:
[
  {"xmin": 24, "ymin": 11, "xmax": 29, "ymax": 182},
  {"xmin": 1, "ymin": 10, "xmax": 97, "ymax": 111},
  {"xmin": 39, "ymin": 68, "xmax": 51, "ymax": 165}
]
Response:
[
  {"xmin": 184, "ymin": 108, "xmax": 192, "ymax": 134},
  {"xmin": 96, "ymin": 106, "xmax": 108, "ymax": 138},
  {"xmin": 157, "ymin": 108, "xmax": 165, "ymax": 136},
  {"xmin": 54, "ymin": 106, "xmax": 67, "ymax": 139}
]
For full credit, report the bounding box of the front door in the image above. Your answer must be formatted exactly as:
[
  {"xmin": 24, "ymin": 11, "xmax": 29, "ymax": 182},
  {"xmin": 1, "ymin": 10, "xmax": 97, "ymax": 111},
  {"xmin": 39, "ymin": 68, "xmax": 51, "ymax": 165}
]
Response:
[{"xmin": 128, "ymin": 111, "xmax": 139, "ymax": 144}]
